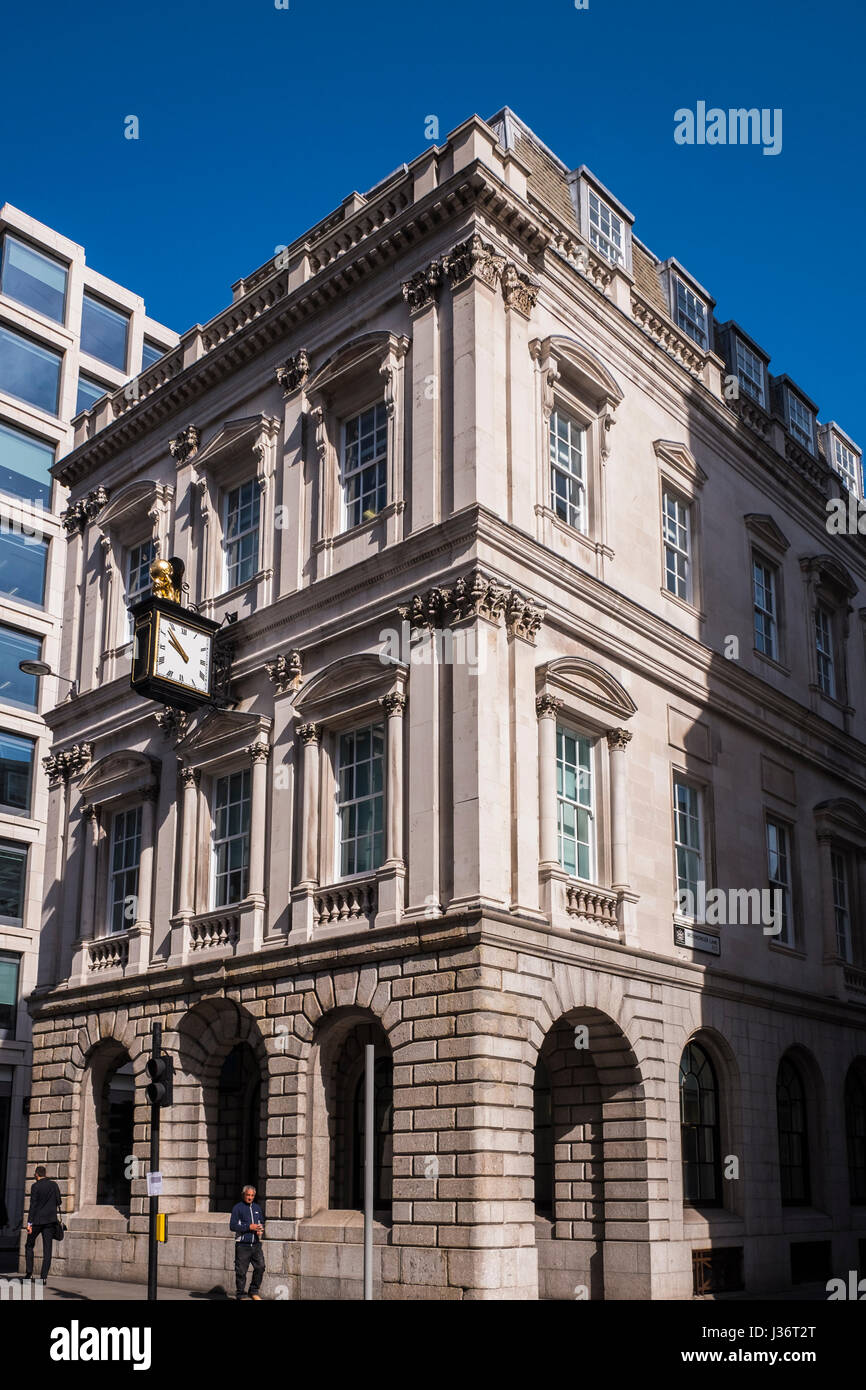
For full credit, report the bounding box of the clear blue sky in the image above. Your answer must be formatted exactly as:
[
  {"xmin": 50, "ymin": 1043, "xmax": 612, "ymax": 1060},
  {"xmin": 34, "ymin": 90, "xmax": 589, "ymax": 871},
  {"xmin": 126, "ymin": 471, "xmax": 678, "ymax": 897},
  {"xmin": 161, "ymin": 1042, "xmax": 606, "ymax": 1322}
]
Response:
[{"xmin": 2, "ymin": 0, "xmax": 863, "ymax": 442}]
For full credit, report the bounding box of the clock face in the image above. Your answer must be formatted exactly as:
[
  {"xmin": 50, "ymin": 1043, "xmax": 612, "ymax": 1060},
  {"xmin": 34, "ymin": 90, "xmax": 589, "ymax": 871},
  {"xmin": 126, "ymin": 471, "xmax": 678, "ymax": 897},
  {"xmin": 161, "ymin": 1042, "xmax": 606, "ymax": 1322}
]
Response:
[{"xmin": 153, "ymin": 612, "xmax": 212, "ymax": 694}]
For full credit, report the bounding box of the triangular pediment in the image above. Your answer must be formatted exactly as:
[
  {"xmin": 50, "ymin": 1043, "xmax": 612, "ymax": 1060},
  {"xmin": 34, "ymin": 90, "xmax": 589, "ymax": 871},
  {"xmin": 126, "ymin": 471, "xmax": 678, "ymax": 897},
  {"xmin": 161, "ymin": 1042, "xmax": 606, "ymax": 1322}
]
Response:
[
  {"xmin": 176, "ymin": 709, "xmax": 271, "ymax": 764},
  {"xmin": 193, "ymin": 415, "xmax": 279, "ymax": 470},
  {"xmin": 653, "ymin": 439, "xmax": 708, "ymax": 489},
  {"xmin": 744, "ymin": 514, "xmax": 790, "ymax": 554}
]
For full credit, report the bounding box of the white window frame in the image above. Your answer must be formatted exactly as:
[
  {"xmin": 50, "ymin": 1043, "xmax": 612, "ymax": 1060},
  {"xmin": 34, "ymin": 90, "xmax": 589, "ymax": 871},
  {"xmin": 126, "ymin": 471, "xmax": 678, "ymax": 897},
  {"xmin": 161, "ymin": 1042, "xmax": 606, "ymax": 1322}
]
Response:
[
  {"xmin": 735, "ymin": 337, "xmax": 766, "ymax": 406},
  {"xmin": 334, "ymin": 722, "xmax": 385, "ymax": 880},
  {"xmin": 108, "ymin": 805, "xmax": 142, "ymax": 935},
  {"xmin": 549, "ymin": 407, "xmax": 587, "ymax": 533},
  {"xmin": 673, "ymin": 776, "xmax": 704, "ymax": 916},
  {"xmin": 556, "ymin": 724, "xmax": 596, "ymax": 883},
  {"xmin": 672, "ymin": 276, "xmax": 708, "ymax": 349},
  {"xmin": 341, "ymin": 401, "xmax": 389, "ymax": 532},
  {"xmin": 752, "ymin": 555, "xmax": 779, "ymax": 661},
  {"xmin": 766, "ymin": 817, "xmax": 793, "ymax": 946},
  {"xmin": 587, "ymin": 189, "xmax": 625, "ymax": 266},
  {"xmin": 831, "ymin": 848, "xmax": 852, "ymax": 962},
  {"xmin": 222, "ymin": 477, "xmax": 261, "ymax": 591},
  {"xmin": 124, "ymin": 537, "xmax": 155, "ymax": 642},
  {"xmin": 833, "ymin": 437, "xmax": 861, "ymax": 496},
  {"xmin": 663, "ymin": 489, "xmax": 692, "ymax": 602},
  {"xmin": 786, "ymin": 390, "xmax": 815, "ymax": 452},
  {"xmin": 211, "ymin": 767, "xmax": 251, "ymax": 908},
  {"xmin": 815, "ymin": 604, "xmax": 836, "ymax": 699}
]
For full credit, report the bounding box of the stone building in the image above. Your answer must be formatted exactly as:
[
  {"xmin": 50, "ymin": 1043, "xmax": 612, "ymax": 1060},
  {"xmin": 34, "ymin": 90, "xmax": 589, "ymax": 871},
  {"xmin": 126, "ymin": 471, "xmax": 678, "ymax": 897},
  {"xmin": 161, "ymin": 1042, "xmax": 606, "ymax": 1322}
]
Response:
[
  {"xmin": 0, "ymin": 204, "xmax": 176, "ymax": 1254},
  {"xmin": 25, "ymin": 109, "xmax": 866, "ymax": 1299}
]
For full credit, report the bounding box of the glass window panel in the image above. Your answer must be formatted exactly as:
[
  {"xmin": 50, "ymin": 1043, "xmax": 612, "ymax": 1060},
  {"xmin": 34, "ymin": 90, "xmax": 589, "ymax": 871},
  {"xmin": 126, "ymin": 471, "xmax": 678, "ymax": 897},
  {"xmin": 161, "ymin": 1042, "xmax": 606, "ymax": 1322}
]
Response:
[
  {"xmin": 342, "ymin": 403, "xmax": 388, "ymax": 529},
  {"xmin": 76, "ymin": 374, "xmax": 109, "ymax": 416},
  {"xmin": 0, "ymin": 625, "xmax": 41, "ymax": 708},
  {"xmin": 556, "ymin": 726, "xmax": 594, "ymax": 881},
  {"xmin": 336, "ymin": 722, "xmax": 385, "ymax": 878},
  {"xmin": 1, "ymin": 235, "xmax": 67, "ymax": 322},
  {"xmin": 212, "ymin": 769, "xmax": 251, "ymax": 907},
  {"xmin": 0, "ymin": 731, "xmax": 34, "ymax": 815},
  {"xmin": 0, "ymin": 950, "xmax": 21, "ymax": 1035},
  {"xmin": 224, "ymin": 479, "xmax": 260, "ymax": 589},
  {"xmin": 0, "ymin": 842, "xmax": 27, "ymax": 920},
  {"xmin": 81, "ymin": 293, "xmax": 129, "ymax": 370},
  {"xmin": 141, "ymin": 339, "xmax": 163, "ymax": 371},
  {"xmin": 0, "ymin": 421, "xmax": 53, "ymax": 506},
  {"xmin": 0, "ymin": 525, "xmax": 47, "ymax": 607},
  {"xmin": 0, "ymin": 324, "xmax": 61, "ymax": 414}
]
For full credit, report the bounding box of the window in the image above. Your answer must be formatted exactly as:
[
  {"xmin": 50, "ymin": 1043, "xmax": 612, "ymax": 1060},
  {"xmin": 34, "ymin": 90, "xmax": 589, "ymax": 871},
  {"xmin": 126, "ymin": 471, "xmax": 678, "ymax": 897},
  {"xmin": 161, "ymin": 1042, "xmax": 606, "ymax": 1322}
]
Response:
[
  {"xmin": 549, "ymin": 409, "xmax": 587, "ymax": 532},
  {"xmin": 141, "ymin": 339, "xmax": 163, "ymax": 371},
  {"xmin": 815, "ymin": 605, "xmax": 836, "ymax": 698},
  {"xmin": 213, "ymin": 768, "xmax": 251, "ymax": 907},
  {"xmin": 0, "ymin": 840, "xmax": 27, "ymax": 920},
  {"xmin": 125, "ymin": 538, "xmax": 154, "ymax": 638},
  {"xmin": 674, "ymin": 778, "xmax": 703, "ymax": 911},
  {"xmin": 0, "ymin": 523, "xmax": 47, "ymax": 607},
  {"xmin": 0, "ymin": 235, "xmax": 67, "ymax": 322},
  {"xmin": 845, "ymin": 1065, "xmax": 866, "ymax": 1206},
  {"xmin": 680, "ymin": 1041, "xmax": 721, "ymax": 1206},
  {"xmin": 735, "ymin": 338, "xmax": 766, "ymax": 406},
  {"xmin": 787, "ymin": 391, "xmax": 814, "ymax": 452},
  {"xmin": 832, "ymin": 850, "xmax": 851, "ymax": 962},
  {"xmin": 0, "ymin": 731, "xmax": 34, "ymax": 816},
  {"xmin": 76, "ymin": 374, "xmax": 109, "ymax": 416},
  {"xmin": 336, "ymin": 724, "xmax": 384, "ymax": 877},
  {"xmin": 0, "ymin": 324, "xmax": 61, "ymax": 415},
  {"xmin": 766, "ymin": 819, "xmax": 792, "ymax": 945},
  {"xmin": 672, "ymin": 277, "xmax": 708, "ymax": 349},
  {"xmin": 109, "ymin": 806, "xmax": 141, "ymax": 934},
  {"xmin": 223, "ymin": 479, "xmax": 260, "ymax": 589},
  {"xmin": 663, "ymin": 490, "xmax": 691, "ymax": 600},
  {"xmin": 342, "ymin": 403, "xmax": 387, "ymax": 530},
  {"xmin": 81, "ymin": 292, "xmax": 128, "ymax": 370},
  {"xmin": 752, "ymin": 557, "xmax": 778, "ymax": 659},
  {"xmin": 97, "ymin": 1058, "xmax": 135, "ymax": 1208},
  {"xmin": 0, "ymin": 951, "xmax": 20, "ymax": 1037},
  {"xmin": 556, "ymin": 726, "xmax": 594, "ymax": 880},
  {"xmin": 833, "ymin": 438, "xmax": 860, "ymax": 496},
  {"xmin": 0, "ymin": 625, "xmax": 41, "ymax": 708},
  {"xmin": 777, "ymin": 1058, "xmax": 810, "ymax": 1206},
  {"xmin": 588, "ymin": 189, "xmax": 624, "ymax": 265},
  {"xmin": 0, "ymin": 420, "xmax": 53, "ymax": 506}
]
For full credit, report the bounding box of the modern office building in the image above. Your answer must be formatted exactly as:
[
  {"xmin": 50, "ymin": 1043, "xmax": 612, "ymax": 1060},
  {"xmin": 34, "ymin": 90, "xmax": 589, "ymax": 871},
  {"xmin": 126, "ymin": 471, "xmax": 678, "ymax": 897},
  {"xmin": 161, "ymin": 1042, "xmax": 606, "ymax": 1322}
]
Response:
[
  {"xmin": 0, "ymin": 203, "xmax": 177, "ymax": 1255},
  {"xmin": 23, "ymin": 110, "xmax": 866, "ymax": 1298}
]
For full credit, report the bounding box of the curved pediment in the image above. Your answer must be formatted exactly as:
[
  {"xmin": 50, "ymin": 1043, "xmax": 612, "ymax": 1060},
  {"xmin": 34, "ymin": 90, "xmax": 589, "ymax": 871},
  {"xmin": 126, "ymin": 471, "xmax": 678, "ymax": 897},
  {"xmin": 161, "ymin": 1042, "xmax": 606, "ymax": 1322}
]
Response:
[
  {"xmin": 175, "ymin": 710, "xmax": 271, "ymax": 767},
  {"xmin": 800, "ymin": 553, "xmax": 858, "ymax": 599},
  {"xmin": 295, "ymin": 652, "xmax": 407, "ymax": 723},
  {"xmin": 814, "ymin": 797, "xmax": 866, "ymax": 842},
  {"xmin": 307, "ymin": 332, "xmax": 409, "ymax": 400},
  {"xmin": 79, "ymin": 751, "xmax": 159, "ymax": 806},
  {"xmin": 98, "ymin": 480, "xmax": 162, "ymax": 529},
  {"xmin": 539, "ymin": 657, "xmax": 637, "ymax": 722},
  {"xmin": 531, "ymin": 334, "xmax": 624, "ymax": 408}
]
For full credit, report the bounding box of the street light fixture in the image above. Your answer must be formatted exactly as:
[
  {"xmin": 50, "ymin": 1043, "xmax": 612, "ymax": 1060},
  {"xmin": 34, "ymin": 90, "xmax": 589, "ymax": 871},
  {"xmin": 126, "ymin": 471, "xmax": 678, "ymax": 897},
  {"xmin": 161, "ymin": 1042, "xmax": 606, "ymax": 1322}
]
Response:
[{"xmin": 18, "ymin": 660, "xmax": 78, "ymax": 699}]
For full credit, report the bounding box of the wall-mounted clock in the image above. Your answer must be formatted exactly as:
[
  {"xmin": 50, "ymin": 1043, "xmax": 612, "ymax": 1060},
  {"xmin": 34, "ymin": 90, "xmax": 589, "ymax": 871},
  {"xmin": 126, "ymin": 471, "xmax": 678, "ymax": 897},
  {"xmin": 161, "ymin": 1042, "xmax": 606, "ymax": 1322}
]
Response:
[{"xmin": 130, "ymin": 557, "xmax": 222, "ymax": 711}]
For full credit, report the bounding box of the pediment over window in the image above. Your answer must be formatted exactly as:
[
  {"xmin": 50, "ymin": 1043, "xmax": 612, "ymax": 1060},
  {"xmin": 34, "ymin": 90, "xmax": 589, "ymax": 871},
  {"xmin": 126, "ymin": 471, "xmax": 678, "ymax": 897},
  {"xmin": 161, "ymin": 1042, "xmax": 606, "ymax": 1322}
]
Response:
[
  {"xmin": 799, "ymin": 553, "xmax": 857, "ymax": 599},
  {"xmin": 295, "ymin": 652, "xmax": 407, "ymax": 725},
  {"xmin": 530, "ymin": 335, "xmax": 624, "ymax": 411},
  {"xmin": 744, "ymin": 514, "xmax": 790, "ymax": 554},
  {"xmin": 176, "ymin": 709, "xmax": 271, "ymax": 769},
  {"xmin": 653, "ymin": 440, "xmax": 708, "ymax": 490},
  {"xmin": 193, "ymin": 415, "xmax": 280, "ymax": 475},
  {"xmin": 79, "ymin": 751, "xmax": 159, "ymax": 807},
  {"xmin": 306, "ymin": 331, "xmax": 410, "ymax": 405},
  {"xmin": 97, "ymin": 479, "xmax": 174, "ymax": 546},
  {"xmin": 537, "ymin": 657, "xmax": 637, "ymax": 726},
  {"xmin": 814, "ymin": 798, "xmax": 866, "ymax": 848}
]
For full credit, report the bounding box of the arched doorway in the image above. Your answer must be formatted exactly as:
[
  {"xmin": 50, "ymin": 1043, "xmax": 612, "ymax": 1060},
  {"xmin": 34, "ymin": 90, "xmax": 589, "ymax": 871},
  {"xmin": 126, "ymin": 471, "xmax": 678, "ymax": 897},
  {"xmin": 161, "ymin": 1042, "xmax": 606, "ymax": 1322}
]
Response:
[{"xmin": 213, "ymin": 1043, "xmax": 262, "ymax": 1212}]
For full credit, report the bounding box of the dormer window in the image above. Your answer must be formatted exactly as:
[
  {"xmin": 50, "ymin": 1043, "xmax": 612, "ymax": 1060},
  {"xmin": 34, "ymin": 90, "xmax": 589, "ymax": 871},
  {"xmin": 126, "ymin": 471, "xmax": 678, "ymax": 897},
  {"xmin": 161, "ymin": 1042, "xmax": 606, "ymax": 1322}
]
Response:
[
  {"xmin": 588, "ymin": 190, "xmax": 624, "ymax": 266},
  {"xmin": 672, "ymin": 276, "xmax": 708, "ymax": 349},
  {"xmin": 735, "ymin": 338, "xmax": 766, "ymax": 406},
  {"xmin": 820, "ymin": 425, "xmax": 862, "ymax": 497},
  {"xmin": 786, "ymin": 390, "xmax": 815, "ymax": 453}
]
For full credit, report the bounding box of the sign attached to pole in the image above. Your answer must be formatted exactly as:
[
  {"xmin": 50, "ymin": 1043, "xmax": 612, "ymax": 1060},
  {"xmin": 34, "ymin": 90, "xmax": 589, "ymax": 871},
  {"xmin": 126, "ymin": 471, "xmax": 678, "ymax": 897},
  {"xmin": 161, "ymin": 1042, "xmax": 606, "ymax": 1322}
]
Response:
[{"xmin": 146, "ymin": 1170, "xmax": 163, "ymax": 1197}]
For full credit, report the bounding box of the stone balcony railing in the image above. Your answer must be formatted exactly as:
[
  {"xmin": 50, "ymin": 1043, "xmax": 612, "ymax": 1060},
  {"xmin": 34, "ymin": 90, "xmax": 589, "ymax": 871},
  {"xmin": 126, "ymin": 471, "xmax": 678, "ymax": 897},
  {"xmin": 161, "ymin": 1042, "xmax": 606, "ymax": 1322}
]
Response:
[
  {"xmin": 731, "ymin": 392, "xmax": 773, "ymax": 443},
  {"xmin": 630, "ymin": 292, "xmax": 706, "ymax": 378},
  {"xmin": 314, "ymin": 878, "xmax": 378, "ymax": 927},
  {"xmin": 189, "ymin": 907, "xmax": 241, "ymax": 953},
  {"xmin": 784, "ymin": 435, "xmax": 829, "ymax": 494},
  {"xmin": 564, "ymin": 881, "xmax": 620, "ymax": 929},
  {"xmin": 87, "ymin": 932, "xmax": 130, "ymax": 974},
  {"xmin": 843, "ymin": 964, "xmax": 866, "ymax": 1002}
]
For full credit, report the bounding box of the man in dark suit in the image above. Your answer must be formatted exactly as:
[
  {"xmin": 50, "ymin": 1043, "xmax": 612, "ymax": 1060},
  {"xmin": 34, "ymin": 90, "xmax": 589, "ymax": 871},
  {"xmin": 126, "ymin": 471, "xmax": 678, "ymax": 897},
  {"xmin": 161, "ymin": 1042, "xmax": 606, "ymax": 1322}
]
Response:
[{"xmin": 24, "ymin": 1165, "xmax": 62, "ymax": 1282}]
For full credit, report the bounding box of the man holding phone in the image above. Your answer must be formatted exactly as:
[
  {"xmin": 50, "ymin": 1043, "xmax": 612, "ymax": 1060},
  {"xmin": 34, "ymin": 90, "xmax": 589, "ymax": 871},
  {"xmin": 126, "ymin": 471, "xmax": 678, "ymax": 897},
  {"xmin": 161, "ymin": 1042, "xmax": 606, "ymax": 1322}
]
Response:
[{"xmin": 229, "ymin": 1183, "xmax": 265, "ymax": 1300}]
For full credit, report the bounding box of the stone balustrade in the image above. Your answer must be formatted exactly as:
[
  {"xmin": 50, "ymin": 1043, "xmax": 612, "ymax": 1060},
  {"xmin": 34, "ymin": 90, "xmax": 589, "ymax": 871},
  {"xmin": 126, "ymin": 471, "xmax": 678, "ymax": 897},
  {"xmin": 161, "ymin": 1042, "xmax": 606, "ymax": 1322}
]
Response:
[
  {"xmin": 314, "ymin": 879, "xmax": 378, "ymax": 927},
  {"xmin": 564, "ymin": 881, "xmax": 619, "ymax": 929},
  {"xmin": 189, "ymin": 908, "xmax": 241, "ymax": 953},
  {"xmin": 87, "ymin": 933, "xmax": 130, "ymax": 974}
]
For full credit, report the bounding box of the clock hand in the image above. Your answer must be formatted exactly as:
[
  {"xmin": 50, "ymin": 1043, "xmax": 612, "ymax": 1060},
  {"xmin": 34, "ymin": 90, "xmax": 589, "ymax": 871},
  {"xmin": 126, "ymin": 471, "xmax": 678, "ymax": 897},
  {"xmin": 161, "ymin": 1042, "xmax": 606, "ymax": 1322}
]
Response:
[{"xmin": 167, "ymin": 630, "xmax": 189, "ymax": 663}]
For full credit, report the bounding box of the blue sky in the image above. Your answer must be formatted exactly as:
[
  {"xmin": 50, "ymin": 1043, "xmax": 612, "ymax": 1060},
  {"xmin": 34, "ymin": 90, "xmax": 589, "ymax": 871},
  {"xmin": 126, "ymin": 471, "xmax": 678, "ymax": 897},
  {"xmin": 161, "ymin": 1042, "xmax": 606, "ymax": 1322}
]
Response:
[{"xmin": 2, "ymin": 0, "xmax": 863, "ymax": 442}]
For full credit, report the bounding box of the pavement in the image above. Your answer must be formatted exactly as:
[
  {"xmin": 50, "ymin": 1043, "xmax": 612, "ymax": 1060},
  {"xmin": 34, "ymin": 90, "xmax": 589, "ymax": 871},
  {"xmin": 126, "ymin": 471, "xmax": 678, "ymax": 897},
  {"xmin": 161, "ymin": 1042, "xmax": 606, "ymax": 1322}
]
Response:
[{"xmin": 0, "ymin": 1273, "xmax": 246, "ymax": 1301}]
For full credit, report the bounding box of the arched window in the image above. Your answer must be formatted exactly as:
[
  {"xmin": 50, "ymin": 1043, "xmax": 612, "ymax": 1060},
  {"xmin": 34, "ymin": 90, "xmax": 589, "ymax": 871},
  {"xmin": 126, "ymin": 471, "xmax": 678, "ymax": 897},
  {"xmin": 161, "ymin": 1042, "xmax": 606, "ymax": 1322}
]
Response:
[
  {"xmin": 777, "ymin": 1058, "xmax": 810, "ymax": 1206},
  {"xmin": 845, "ymin": 1064, "xmax": 866, "ymax": 1206},
  {"xmin": 350, "ymin": 1057, "xmax": 393, "ymax": 1213},
  {"xmin": 679, "ymin": 1041, "xmax": 721, "ymax": 1207},
  {"xmin": 213, "ymin": 1044, "xmax": 261, "ymax": 1212},
  {"xmin": 96, "ymin": 1058, "xmax": 135, "ymax": 1208},
  {"xmin": 533, "ymin": 1057, "xmax": 553, "ymax": 1216}
]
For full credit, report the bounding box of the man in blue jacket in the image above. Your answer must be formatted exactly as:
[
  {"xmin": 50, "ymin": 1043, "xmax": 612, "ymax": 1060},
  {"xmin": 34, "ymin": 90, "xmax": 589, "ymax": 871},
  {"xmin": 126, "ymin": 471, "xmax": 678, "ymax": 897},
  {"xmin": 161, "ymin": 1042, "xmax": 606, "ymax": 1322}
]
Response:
[{"xmin": 229, "ymin": 1184, "xmax": 265, "ymax": 1300}]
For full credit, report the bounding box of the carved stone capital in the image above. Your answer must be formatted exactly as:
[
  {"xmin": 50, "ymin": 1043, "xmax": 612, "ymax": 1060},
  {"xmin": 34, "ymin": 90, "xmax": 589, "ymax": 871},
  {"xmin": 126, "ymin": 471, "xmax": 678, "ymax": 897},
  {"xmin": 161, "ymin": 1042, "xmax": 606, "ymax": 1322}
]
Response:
[
  {"xmin": 297, "ymin": 721, "xmax": 321, "ymax": 746},
  {"xmin": 178, "ymin": 765, "xmax": 201, "ymax": 790},
  {"xmin": 442, "ymin": 234, "xmax": 506, "ymax": 291},
  {"xmin": 267, "ymin": 650, "xmax": 303, "ymax": 694},
  {"xmin": 275, "ymin": 349, "xmax": 309, "ymax": 396},
  {"xmin": 169, "ymin": 424, "xmax": 200, "ymax": 465},
  {"xmin": 402, "ymin": 260, "xmax": 443, "ymax": 314},
  {"xmin": 155, "ymin": 707, "xmax": 189, "ymax": 743},
  {"xmin": 380, "ymin": 692, "xmax": 407, "ymax": 718},
  {"xmin": 535, "ymin": 694, "xmax": 562, "ymax": 720},
  {"xmin": 501, "ymin": 262, "xmax": 539, "ymax": 317},
  {"xmin": 606, "ymin": 727, "xmax": 633, "ymax": 752},
  {"xmin": 248, "ymin": 742, "xmax": 270, "ymax": 764},
  {"xmin": 43, "ymin": 743, "xmax": 94, "ymax": 785},
  {"xmin": 398, "ymin": 568, "xmax": 545, "ymax": 641},
  {"xmin": 60, "ymin": 486, "xmax": 109, "ymax": 535}
]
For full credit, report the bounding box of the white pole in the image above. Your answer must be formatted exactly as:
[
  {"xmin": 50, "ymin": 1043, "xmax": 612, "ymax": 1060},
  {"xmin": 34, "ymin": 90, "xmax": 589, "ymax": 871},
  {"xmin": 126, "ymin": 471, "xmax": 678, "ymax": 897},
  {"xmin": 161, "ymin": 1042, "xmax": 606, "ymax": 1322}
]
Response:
[{"xmin": 363, "ymin": 1043, "xmax": 375, "ymax": 1300}]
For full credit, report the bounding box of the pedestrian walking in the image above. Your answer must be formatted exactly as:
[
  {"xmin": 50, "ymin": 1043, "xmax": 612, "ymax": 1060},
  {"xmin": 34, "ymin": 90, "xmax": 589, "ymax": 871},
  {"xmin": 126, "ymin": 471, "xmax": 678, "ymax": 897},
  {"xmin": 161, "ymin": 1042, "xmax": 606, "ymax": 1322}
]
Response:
[
  {"xmin": 229, "ymin": 1183, "xmax": 265, "ymax": 1300},
  {"xmin": 24, "ymin": 1165, "xmax": 62, "ymax": 1282}
]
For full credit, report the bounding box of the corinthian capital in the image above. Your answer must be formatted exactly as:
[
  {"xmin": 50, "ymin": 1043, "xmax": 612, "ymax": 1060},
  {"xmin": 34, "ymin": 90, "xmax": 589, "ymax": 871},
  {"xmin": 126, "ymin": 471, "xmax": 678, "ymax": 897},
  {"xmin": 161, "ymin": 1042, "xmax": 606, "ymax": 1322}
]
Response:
[
  {"xmin": 402, "ymin": 260, "xmax": 443, "ymax": 314},
  {"xmin": 442, "ymin": 234, "xmax": 506, "ymax": 291},
  {"xmin": 297, "ymin": 721, "xmax": 321, "ymax": 746},
  {"xmin": 606, "ymin": 728, "xmax": 633, "ymax": 751},
  {"xmin": 535, "ymin": 694, "xmax": 562, "ymax": 720}
]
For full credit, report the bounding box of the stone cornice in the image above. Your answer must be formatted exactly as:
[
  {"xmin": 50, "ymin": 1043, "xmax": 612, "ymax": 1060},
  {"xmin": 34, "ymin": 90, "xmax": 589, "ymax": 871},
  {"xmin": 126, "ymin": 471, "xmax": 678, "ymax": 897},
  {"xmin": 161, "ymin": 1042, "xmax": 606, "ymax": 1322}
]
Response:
[{"xmin": 398, "ymin": 566, "xmax": 544, "ymax": 641}]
